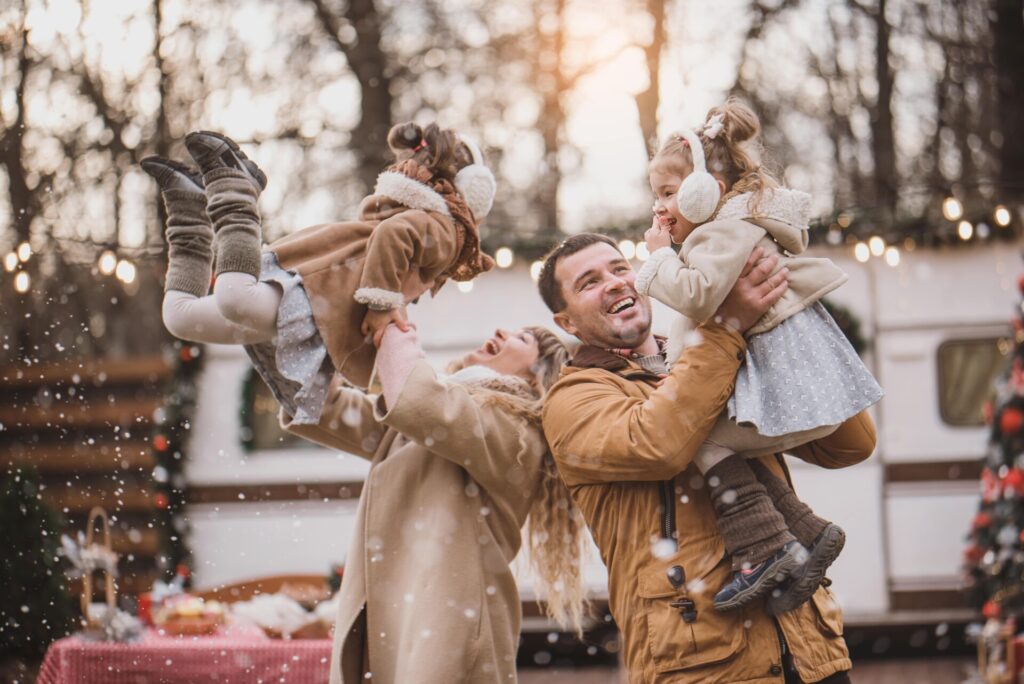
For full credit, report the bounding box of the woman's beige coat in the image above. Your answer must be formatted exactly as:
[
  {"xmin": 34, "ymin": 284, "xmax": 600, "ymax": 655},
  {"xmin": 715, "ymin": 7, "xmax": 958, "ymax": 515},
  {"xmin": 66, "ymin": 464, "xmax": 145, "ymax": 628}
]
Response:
[{"xmin": 284, "ymin": 361, "xmax": 545, "ymax": 683}]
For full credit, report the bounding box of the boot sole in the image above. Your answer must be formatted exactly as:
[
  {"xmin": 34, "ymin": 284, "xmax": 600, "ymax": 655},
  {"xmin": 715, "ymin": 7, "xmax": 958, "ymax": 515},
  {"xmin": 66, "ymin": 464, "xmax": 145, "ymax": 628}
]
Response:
[
  {"xmin": 714, "ymin": 544, "xmax": 804, "ymax": 612},
  {"xmin": 185, "ymin": 131, "xmax": 268, "ymax": 190},
  {"xmin": 767, "ymin": 524, "xmax": 846, "ymax": 615},
  {"xmin": 140, "ymin": 156, "xmax": 204, "ymax": 193}
]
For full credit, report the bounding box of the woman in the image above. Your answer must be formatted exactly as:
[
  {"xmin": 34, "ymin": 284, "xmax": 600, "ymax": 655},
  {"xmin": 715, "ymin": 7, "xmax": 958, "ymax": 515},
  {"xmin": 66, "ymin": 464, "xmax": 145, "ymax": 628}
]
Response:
[{"xmin": 283, "ymin": 322, "xmax": 585, "ymax": 683}]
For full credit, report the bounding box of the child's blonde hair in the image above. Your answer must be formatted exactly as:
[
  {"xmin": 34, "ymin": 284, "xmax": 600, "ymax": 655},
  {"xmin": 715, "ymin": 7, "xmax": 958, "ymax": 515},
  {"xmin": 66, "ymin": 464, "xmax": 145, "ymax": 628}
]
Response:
[{"xmin": 650, "ymin": 97, "xmax": 778, "ymax": 214}]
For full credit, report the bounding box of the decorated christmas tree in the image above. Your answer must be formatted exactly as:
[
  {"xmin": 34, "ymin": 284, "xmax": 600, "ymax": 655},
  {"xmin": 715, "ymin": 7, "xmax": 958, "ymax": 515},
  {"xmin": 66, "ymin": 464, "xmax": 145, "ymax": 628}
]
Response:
[
  {"xmin": 0, "ymin": 470, "xmax": 75, "ymax": 661},
  {"xmin": 964, "ymin": 274, "xmax": 1024, "ymax": 620}
]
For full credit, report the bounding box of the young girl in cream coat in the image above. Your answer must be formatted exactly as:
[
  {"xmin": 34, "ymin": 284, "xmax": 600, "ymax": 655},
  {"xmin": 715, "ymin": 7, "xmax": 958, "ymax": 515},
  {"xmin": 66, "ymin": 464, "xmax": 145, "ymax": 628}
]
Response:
[
  {"xmin": 141, "ymin": 122, "xmax": 495, "ymax": 426},
  {"xmin": 635, "ymin": 98, "xmax": 882, "ymax": 614}
]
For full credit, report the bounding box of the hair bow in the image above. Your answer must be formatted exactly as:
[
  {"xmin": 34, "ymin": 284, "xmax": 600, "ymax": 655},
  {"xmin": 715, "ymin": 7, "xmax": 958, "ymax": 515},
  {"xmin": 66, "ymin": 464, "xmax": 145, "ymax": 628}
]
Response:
[{"xmin": 702, "ymin": 113, "xmax": 725, "ymax": 139}]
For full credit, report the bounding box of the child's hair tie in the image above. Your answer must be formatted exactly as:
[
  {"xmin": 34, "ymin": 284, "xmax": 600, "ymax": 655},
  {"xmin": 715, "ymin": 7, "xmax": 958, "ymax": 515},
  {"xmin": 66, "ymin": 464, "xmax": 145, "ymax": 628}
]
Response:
[
  {"xmin": 413, "ymin": 139, "xmax": 428, "ymax": 153},
  {"xmin": 702, "ymin": 113, "xmax": 725, "ymax": 139}
]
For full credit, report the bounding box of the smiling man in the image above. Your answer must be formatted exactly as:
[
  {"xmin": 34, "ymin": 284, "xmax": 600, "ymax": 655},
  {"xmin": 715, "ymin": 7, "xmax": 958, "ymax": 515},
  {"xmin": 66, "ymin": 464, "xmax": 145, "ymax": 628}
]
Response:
[{"xmin": 538, "ymin": 233, "xmax": 877, "ymax": 683}]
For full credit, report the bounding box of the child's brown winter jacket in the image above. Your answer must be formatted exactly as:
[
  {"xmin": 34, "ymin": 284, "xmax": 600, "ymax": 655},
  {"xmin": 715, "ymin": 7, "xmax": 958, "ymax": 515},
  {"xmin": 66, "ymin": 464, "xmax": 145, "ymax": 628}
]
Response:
[{"xmin": 269, "ymin": 171, "xmax": 490, "ymax": 387}]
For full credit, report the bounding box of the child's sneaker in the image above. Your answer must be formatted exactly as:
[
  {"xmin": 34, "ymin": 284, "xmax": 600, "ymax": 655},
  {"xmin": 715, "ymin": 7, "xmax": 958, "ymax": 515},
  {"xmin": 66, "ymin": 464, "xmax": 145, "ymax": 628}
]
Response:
[
  {"xmin": 184, "ymin": 131, "xmax": 268, "ymax": 190},
  {"xmin": 766, "ymin": 523, "xmax": 846, "ymax": 615},
  {"xmin": 140, "ymin": 156, "xmax": 204, "ymax": 194},
  {"xmin": 714, "ymin": 540, "xmax": 808, "ymax": 612}
]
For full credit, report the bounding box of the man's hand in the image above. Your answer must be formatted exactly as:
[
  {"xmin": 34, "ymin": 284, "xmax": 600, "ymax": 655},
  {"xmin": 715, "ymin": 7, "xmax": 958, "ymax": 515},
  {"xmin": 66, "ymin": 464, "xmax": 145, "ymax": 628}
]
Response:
[
  {"xmin": 644, "ymin": 218, "xmax": 672, "ymax": 252},
  {"xmin": 715, "ymin": 247, "xmax": 788, "ymax": 333}
]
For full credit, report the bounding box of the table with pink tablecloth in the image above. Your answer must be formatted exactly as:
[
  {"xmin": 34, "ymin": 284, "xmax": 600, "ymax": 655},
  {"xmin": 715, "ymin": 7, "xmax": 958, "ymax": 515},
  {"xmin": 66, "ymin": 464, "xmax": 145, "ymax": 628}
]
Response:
[{"xmin": 37, "ymin": 624, "xmax": 332, "ymax": 684}]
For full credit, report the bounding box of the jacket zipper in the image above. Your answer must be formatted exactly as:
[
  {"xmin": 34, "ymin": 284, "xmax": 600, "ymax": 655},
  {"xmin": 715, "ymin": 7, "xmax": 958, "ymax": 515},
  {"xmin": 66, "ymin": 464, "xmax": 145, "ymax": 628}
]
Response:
[{"xmin": 660, "ymin": 479, "xmax": 677, "ymax": 548}]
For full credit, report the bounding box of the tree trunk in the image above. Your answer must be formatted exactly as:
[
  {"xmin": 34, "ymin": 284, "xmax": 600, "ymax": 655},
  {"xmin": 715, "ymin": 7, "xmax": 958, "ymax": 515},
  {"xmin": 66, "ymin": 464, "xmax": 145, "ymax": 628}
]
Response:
[
  {"xmin": 870, "ymin": 0, "xmax": 897, "ymax": 217},
  {"xmin": 153, "ymin": 0, "xmax": 170, "ymax": 252},
  {"xmin": 993, "ymin": 0, "xmax": 1024, "ymax": 200},
  {"xmin": 347, "ymin": 0, "xmax": 393, "ymax": 192},
  {"xmin": 0, "ymin": 25, "xmax": 35, "ymax": 357},
  {"xmin": 635, "ymin": 0, "xmax": 667, "ymax": 158},
  {"xmin": 535, "ymin": 0, "xmax": 568, "ymax": 234},
  {"xmin": 310, "ymin": 0, "xmax": 394, "ymax": 193}
]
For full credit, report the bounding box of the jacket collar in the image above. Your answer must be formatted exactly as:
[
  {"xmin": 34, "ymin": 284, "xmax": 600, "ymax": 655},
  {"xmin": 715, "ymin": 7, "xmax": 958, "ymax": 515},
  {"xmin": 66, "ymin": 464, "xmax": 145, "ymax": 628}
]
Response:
[
  {"xmin": 373, "ymin": 171, "xmax": 452, "ymax": 217},
  {"xmin": 569, "ymin": 345, "xmax": 631, "ymax": 371},
  {"xmin": 568, "ymin": 336, "xmax": 668, "ymax": 374}
]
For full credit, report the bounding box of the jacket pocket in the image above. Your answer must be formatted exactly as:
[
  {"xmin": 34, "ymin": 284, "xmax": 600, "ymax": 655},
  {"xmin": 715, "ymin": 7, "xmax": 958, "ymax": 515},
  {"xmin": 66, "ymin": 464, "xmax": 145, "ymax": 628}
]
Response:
[
  {"xmin": 809, "ymin": 585, "xmax": 844, "ymax": 637},
  {"xmin": 637, "ymin": 552, "xmax": 746, "ymax": 674}
]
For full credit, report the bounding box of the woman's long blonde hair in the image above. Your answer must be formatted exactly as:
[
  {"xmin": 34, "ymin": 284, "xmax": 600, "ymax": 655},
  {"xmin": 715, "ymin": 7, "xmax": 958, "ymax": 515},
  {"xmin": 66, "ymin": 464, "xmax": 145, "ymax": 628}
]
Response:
[{"xmin": 447, "ymin": 327, "xmax": 589, "ymax": 634}]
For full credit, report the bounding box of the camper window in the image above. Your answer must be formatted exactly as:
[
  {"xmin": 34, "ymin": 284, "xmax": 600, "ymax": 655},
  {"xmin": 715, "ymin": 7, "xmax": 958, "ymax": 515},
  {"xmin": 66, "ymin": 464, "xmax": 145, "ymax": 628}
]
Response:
[
  {"xmin": 936, "ymin": 337, "xmax": 1011, "ymax": 427},
  {"xmin": 240, "ymin": 369, "xmax": 318, "ymax": 452}
]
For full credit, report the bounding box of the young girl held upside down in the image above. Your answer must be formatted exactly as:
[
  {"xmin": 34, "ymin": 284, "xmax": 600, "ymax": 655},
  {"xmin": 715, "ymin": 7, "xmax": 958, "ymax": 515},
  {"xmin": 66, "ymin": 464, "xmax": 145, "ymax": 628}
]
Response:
[{"xmin": 141, "ymin": 122, "xmax": 496, "ymax": 425}]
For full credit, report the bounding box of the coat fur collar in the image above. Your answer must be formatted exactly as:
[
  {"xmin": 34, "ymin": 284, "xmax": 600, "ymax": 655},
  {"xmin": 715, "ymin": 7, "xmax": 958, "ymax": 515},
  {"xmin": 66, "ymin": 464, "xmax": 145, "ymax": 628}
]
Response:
[
  {"xmin": 373, "ymin": 171, "xmax": 452, "ymax": 217},
  {"xmin": 715, "ymin": 187, "xmax": 811, "ymax": 254}
]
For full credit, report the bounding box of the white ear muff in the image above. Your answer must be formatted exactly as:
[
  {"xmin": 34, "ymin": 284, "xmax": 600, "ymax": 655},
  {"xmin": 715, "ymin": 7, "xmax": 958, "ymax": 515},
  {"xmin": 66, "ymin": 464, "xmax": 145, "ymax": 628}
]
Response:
[
  {"xmin": 674, "ymin": 128, "xmax": 721, "ymax": 224},
  {"xmin": 455, "ymin": 136, "xmax": 497, "ymax": 221}
]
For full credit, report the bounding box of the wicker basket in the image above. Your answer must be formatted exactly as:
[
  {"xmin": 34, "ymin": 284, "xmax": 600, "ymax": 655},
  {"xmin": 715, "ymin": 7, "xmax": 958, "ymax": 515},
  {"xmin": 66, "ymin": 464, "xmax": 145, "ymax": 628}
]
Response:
[{"xmin": 80, "ymin": 507, "xmax": 117, "ymax": 629}]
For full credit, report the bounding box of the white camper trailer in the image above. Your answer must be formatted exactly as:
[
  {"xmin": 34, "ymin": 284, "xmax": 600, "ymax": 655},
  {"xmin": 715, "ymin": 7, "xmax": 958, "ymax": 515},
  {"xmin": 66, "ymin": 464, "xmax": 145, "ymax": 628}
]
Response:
[{"xmin": 183, "ymin": 239, "xmax": 1022, "ymax": 627}]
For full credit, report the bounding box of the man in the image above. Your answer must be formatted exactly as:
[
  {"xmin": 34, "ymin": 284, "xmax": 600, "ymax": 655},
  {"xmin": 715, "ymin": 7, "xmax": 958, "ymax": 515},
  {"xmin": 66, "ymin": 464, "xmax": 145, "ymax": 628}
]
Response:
[{"xmin": 539, "ymin": 233, "xmax": 876, "ymax": 683}]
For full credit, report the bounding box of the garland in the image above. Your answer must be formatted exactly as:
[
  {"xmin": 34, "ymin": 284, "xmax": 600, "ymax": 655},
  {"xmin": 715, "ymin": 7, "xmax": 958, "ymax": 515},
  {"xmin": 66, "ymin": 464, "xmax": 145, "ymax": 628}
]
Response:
[
  {"xmin": 820, "ymin": 298, "xmax": 867, "ymax": 356},
  {"xmin": 479, "ymin": 200, "xmax": 1022, "ymax": 262},
  {"xmin": 149, "ymin": 341, "xmax": 202, "ymax": 580}
]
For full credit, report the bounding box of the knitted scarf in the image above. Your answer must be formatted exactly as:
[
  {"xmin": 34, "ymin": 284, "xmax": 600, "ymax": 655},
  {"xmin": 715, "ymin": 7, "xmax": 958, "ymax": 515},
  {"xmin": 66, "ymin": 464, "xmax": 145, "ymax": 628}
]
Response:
[{"xmin": 389, "ymin": 159, "xmax": 495, "ymax": 283}]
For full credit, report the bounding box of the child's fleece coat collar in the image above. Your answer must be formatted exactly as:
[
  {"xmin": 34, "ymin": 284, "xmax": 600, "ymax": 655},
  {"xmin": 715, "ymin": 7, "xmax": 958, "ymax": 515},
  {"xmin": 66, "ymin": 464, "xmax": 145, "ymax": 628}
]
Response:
[
  {"xmin": 715, "ymin": 187, "xmax": 811, "ymax": 255},
  {"xmin": 373, "ymin": 171, "xmax": 451, "ymax": 217}
]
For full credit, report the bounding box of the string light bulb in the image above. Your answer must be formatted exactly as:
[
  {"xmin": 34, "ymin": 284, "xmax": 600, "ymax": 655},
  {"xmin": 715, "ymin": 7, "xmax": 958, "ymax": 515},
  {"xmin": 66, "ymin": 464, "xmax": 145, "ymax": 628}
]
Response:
[
  {"xmin": 495, "ymin": 247, "xmax": 514, "ymax": 269},
  {"xmin": 868, "ymin": 236, "xmax": 885, "ymax": 257},
  {"xmin": 13, "ymin": 271, "xmax": 30, "ymax": 293},
  {"xmin": 635, "ymin": 242, "xmax": 650, "ymax": 261},
  {"xmin": 530, "ymin": 260, "xmax": 544, "ymax": 282},
  {"xmin": 958, "ymin": 220, "xmax": 973, "ymax": 241},
  {"xmin": 942, "ymin": 196, "xmax": 963, "ymax": 222},
  {"xmin": 994, "ymin": 205, "xmax": 1011, "ymax": 228},
  {"xmin": 457, "ymin": 280, "xmax": 474, "ymax": 293},
  {"xmin": 98, "ymin": 250, "xmax": 118, "ymax": 275},
  {"xmin": 618, "ymin": 239, "xmax": 636, "ymax": 260},
  {"xmin": 16, "ymin": 242, "xmax": 31, "ymax": 262},
  {"xmin": 115, "ymin": 259, "xmax": 137, "ymax": 284},
  {"xmin": 854, "ymin": 242, "xmax": 870, "ymax": 263},
  {"xmin": 884, "ymin": 246, "xmax": 900, "ymax": 267},
  {"xmin": 3, "ymin": 253, "xmax": 17, "ymax": 272}
]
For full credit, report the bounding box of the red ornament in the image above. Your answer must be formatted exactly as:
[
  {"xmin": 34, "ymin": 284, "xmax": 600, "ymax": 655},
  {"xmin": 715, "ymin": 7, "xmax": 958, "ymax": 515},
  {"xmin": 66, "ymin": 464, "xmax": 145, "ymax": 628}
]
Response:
[
  {"xmin": 1005, "ymin": 468, "xmax": 1024, "ymax": 495},
  {"xmin": 982, "ymin": 468, "xmax": 1001, "ymax": 503},
  {"xmin": 153, "ymin": 434, "xmax": 169, "ymax": 452},
  {"xmin": 175, "ymin": 564, "xmax": 191, "ymax": 579},
  {"xmin": 154, "ymin": 492, "xmax": 169, "ymax": 509},
  {"xmin": 983, "ymin": 600, "xmax": 1001, "ymax": 619},
  {"xmin": 964, "ymin": 544, "xmax": 985, "ymax": 564},
  {"xmin": 974, "ymin": 512, "xmax": 993, "ymax": 529},
  {"xmin": 1000, "ymin": 407, "xmax": 1024, "ymax": 435},
  {"xmin": 180, "ymin": 346, "xmax": 193, "ymax": 362}
]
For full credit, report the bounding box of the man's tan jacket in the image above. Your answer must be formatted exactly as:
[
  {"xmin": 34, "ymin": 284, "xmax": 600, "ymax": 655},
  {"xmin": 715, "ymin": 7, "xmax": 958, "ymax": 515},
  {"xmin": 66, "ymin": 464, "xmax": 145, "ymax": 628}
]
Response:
[{"xmin": 542, "ymin": 323, "xmax": 877, "ymax": 683}]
